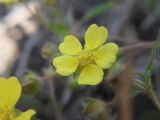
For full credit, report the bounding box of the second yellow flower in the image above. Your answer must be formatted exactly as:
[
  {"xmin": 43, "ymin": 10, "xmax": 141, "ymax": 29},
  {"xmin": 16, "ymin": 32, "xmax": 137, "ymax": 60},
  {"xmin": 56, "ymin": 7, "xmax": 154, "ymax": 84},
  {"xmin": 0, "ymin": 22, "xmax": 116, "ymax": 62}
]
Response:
[{"xmin": 53, "ymin": 24, "xmax": 119, "ymax": 85}]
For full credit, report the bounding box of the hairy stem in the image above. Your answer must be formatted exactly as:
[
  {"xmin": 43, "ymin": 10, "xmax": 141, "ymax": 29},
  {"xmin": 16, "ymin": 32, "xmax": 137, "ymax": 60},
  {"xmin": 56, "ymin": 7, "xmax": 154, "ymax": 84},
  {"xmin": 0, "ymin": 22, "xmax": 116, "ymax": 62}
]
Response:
[{"xmin": 146, "ymin": 84, "xmax": 160, "ymax": 111}]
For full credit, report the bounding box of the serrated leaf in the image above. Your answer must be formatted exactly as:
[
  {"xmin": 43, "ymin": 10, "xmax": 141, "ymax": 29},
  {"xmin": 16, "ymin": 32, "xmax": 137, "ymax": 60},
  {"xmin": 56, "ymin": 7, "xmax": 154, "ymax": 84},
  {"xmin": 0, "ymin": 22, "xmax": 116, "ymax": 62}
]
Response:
[
  {"xmin": 132, "ymin": 84, "xmax": 144, "ymax": 97},
  {"xmin": 145, "ymin": 44, "xmax": 157, "ymax": 78},
  {"xmin": 134, "ymin": 71, "xmax": 146, "ymax": 80},
  {"xmin": 132, "ymin": 78, "xmax": 145, "ymax": 97}
]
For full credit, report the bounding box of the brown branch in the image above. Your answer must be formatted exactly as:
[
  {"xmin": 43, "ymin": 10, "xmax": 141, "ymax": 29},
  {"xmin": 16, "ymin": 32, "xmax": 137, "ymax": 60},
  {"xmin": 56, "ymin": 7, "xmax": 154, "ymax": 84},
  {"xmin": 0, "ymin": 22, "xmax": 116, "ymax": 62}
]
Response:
[
  {"xmin": 117, "ymin": 59, "xmax": 133, "ymax": 120},
  {"xmin": 14, "ymin": 30, "xmax": 47, "ymax": 78},
  {"xmin": 120, "ymin": 42, "xmax": 155, "ymax": 54},
  {"xmin": 47, "ymin": 75, "xmax": 65, "ymax": 120}
]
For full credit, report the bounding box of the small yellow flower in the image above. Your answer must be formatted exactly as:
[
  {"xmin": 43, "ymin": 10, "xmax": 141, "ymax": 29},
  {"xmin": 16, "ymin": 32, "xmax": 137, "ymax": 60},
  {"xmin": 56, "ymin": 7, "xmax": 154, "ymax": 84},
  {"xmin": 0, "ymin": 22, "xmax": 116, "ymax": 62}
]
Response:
[
  {"xmin": 53, "ymin": 24, "xmax": 119, "ymax": 85},
  {"xmin": 0, "ymin": 77, "xmax": 36, "ymax": 120}
]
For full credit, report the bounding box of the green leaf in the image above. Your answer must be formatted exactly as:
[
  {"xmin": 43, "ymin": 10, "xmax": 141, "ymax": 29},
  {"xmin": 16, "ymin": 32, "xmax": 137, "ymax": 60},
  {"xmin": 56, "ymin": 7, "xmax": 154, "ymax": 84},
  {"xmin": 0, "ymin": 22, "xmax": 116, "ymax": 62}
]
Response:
[
  {"xmin": 145, "ymin": 44, "xmax": 157, "ymax": 78},
  {"xmin": 18, "ymin": 94, "xmax": 42, "ymax": 111},
  {"xmin": 22, "ymin": 71, "xmax": 40, "ymax": 94},
  {"xmin": 43, "ymin": 0, "xmax": 59, "ymax": 6},
  {"xmin": 132, "ymin": 81, "xmax": 145, "ymax": 97},
  {"xmin": 83, "ymin": 1, "xmax": 115, "ymax": 21},
  {"xmin": 145, "ymin": 0, "xmax": 158, "ymax": 10},
  {"xmin": 49, "ymin": 22, "xmax": 68, "ymax": 36}
]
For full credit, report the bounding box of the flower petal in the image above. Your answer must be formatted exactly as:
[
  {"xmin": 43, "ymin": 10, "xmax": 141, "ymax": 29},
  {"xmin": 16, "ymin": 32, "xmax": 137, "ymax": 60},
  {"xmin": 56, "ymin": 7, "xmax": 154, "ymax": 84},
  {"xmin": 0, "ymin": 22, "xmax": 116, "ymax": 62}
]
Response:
[
  {"xmin": 85, "ymin": 24, "xmax": 108, "ymax": 50},
  {"xmin": 98, "ymin": 43, "xmax": 119, "ymax": 54},
  {"xmin": 78, "ymin": 64, "xmax": 103, "ymax": 85},
  {"xmin": 94, "ymin": 43, "xmax": 118, "ymax": 69},
  {"xmin": 59, "ymin": 35, "xmax": 82, "ymax": 55},
  {"xmin": 53, "ymin": 55, "xmax": 79, "ymax": 76},
  {"xmin": 13, "ymin": 109, "xmax": 36, "ymax": 120},
  {"xmin": 0, "ymin": 77, "xmax": 21, "ymax": 110}
]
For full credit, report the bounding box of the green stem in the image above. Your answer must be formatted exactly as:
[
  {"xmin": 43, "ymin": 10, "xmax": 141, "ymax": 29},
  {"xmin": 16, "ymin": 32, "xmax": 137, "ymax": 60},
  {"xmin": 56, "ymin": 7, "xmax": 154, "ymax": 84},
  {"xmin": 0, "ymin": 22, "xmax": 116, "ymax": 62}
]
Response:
[{"xmin": 146, "ymin": 84, "xmax": 160, "ymax": 111}]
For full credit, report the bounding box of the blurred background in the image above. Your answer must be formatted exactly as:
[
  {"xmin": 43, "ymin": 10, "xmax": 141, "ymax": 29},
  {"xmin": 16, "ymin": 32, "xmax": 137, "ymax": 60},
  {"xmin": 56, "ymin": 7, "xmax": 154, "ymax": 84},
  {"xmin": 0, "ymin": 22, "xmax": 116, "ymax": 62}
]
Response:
[{"xmin": 0, "ymin": 0, "xmax": 160, "ymax": 120}]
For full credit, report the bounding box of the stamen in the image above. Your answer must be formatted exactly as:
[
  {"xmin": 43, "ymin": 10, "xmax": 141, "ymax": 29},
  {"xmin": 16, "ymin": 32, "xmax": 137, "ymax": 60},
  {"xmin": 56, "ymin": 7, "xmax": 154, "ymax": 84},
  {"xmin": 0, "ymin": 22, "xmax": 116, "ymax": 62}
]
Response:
[
  {"xmin": 77, "ymin": 50, "xmax": 94, "ymax": 66},
  {"xmin": 0, "ymin": 110, "xmax": 14, "ymax": 120}
]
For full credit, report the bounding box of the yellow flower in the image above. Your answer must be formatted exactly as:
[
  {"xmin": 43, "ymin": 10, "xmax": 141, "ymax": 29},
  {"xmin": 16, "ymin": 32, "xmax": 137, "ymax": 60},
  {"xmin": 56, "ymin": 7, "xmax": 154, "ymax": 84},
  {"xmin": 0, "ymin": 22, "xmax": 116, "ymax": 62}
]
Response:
[
  {"xmin": 0, "ymin": 0, "xmax": 17, "ymax": 4},
  {"xmin": 53, "ymin": 24, "xmax": 119, "ymax": 85},
  {"xmin": 0, "ymin": 77, "xmax": 36, "ymax": 120}
]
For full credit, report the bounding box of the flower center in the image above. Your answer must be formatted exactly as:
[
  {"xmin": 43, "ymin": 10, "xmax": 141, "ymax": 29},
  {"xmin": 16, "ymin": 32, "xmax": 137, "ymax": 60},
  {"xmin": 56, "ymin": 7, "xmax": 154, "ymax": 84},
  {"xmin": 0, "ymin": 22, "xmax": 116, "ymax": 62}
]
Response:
[
  {"xmin": 77, "ymin": 50, "xmax": 94, "ymax": 66},
  {"xmin": 0, "ymin": 110, "xmax": 14, "ymax": 120}
]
